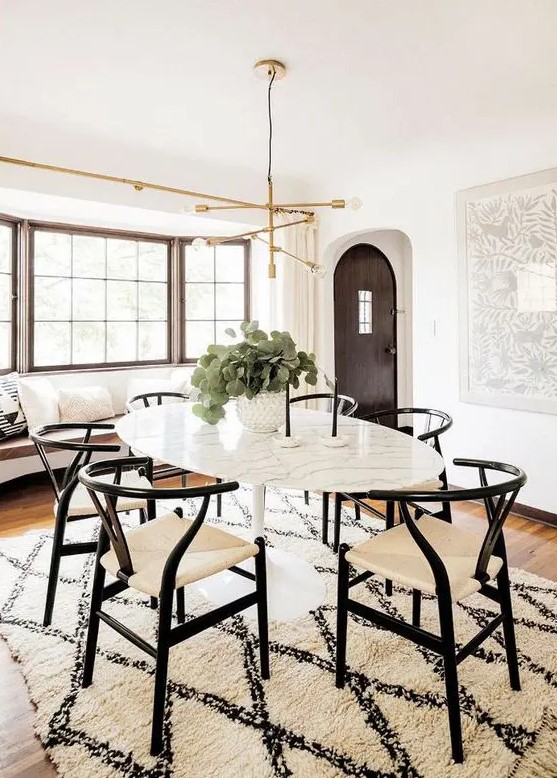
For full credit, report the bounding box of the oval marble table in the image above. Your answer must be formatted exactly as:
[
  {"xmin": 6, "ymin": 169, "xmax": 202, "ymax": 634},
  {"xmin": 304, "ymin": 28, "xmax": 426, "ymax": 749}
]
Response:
[{"xmin": 116, "ymin": 403, "xmax": 444, "ymax": 621}]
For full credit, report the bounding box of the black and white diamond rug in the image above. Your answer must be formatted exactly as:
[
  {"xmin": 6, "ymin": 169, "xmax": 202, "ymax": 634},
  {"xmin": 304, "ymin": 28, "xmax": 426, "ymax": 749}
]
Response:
[{"xmin": 0, "ymin": 487, "xmax": 556, "ymax": 778}]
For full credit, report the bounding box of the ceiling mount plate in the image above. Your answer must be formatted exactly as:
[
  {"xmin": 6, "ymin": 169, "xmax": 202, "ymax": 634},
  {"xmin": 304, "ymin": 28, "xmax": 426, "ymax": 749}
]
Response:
[{"xmin": 253, "ymin": 59, "xmax": 287, "ymax": 81}]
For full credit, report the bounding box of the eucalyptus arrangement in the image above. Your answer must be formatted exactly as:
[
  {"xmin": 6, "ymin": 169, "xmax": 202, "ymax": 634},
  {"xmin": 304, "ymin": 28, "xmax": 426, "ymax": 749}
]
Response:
[{"xmin": 191, "ymin": 321, "xmax": 318, "ymax": 426}]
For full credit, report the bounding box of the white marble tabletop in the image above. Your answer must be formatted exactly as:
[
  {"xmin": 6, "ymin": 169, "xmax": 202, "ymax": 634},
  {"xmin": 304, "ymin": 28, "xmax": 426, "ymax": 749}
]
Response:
[{"xmin": 116, "ymin": 402, "xmax": 444, "ymax": 494}]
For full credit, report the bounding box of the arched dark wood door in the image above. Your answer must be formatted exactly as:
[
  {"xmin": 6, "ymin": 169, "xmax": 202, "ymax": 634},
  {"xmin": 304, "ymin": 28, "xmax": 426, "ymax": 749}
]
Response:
[{"xmin": 334, "ymin": 243, "xmax": 397, "ymax": 417}]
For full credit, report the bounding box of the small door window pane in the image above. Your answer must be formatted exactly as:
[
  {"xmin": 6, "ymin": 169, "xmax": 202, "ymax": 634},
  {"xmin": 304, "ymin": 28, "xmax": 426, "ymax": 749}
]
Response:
[{"xmin": 358, "ymin": 290, "xmax": 372, "ymax": 334}]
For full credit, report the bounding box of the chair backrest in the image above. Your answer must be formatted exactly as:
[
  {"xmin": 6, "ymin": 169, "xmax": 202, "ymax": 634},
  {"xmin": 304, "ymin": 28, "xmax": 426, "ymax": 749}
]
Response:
[
  {"xmin": 364, "ymin": 407, "xmax": 452, "ymax": 449},
  {"xmin": 358, "ymin": 458, "xmax": 526, "ymax": 592},
  {"xmin": 289, "ymin": 392, "xmax": 358, "ymax": 417},
  {"xmin": 125, "ymin": 391, "xmax": 189, "ymax": 413},
  {"xmin": 78, "ymin": 457, "xmax": 238, "ymax": 583},
  {"xmin": 29, "ymin": 423, "xmax": 121, "ymax": 502}
]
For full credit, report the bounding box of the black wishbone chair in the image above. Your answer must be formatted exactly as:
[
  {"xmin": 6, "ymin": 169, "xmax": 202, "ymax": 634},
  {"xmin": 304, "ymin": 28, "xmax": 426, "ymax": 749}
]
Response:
[
  {"xmin": 126, "ymin": 390, "xmax": 224, "ymax": 517},
  {"xmin": 336, "ymin": 458, "xmax": 527, "ymax": 764},
  {"xmin": 333, "ymin": 407, "xmax": 453, "ymax": 558},
  {"xmin": 30, "ymin": 423, "xmax": 154, "ymax": 627},
  {"xmin": 289, "ymin": 392, "xmax": 358, "ymax": 544},
  {"xmin": 78, "ymin": 458, "xmax": 269, "ymax": 757}
]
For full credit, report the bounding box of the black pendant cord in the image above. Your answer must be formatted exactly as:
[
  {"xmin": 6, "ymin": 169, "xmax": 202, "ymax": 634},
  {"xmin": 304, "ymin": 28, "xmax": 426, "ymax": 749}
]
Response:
[{"xmin": 267, "ymin": 68, "xmax": 276, "ymax": 185}]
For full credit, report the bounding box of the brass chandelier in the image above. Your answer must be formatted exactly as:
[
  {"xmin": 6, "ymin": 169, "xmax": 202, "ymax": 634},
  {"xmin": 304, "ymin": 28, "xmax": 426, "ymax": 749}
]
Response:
[
  {"xmin": 183, "ymin": 59, "xmax": 361, "ymax": 278},
  {"xmin": 0, "ymin": 58, "xmax": 361, "ymax": 278}
]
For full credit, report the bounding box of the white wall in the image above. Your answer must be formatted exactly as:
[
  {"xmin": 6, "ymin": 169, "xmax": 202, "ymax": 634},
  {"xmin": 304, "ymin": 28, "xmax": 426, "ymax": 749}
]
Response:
[{"xmin": 312, "ymin": 129, "xmax": 557, "ymax": 513}]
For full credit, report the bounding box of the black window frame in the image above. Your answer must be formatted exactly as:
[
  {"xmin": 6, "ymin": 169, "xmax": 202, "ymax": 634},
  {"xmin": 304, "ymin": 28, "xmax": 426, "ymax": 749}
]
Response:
[
  {"xmin": 28, "ymin": 222, "xmax": 173, "ymax": 373},
  {"xmin": 179, "ymin": 238, "xmax": 251, "ymax": 364},
  {"xmin": 0, "ymin": 215, "xmax": 18, "ymax": 376}
]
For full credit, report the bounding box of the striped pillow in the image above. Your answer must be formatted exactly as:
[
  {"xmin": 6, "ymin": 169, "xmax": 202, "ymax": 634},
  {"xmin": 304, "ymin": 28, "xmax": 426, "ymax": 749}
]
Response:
[{"xmin": 0, "ymin": 372, "xmax": 27, "ymax": 440}]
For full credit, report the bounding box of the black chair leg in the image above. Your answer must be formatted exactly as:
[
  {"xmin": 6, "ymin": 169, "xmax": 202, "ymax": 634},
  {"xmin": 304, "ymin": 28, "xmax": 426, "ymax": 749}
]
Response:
[
  {"xmin": 151, "ymin": 591, "xmax": 173, "ymax": 756},
  {"xmin": 216, "ymin": 477, "xmax": 222, "ymax": 517},
  {"xmin": 82, "ymin": 531, "xmax": 108, "ymax": 688},
  {"xmin": 412, "ymin": 589, "xmax": 421, "ymax": 627},
  {"xmin": 254, "ymin": 537, "xmax": 270, "ymax": 679},
  {"xmin": 304, "ymin": 491, "xmax": 309, "ymax": 506},
  {"xmin": 385, "ymin": 501, "xmax": 394, "ymax": 597},
  {"xmin": 438, "ymin": 592, "xmax": 464, "ymax": 764},
  {"xmin": 176, "ymin": 587, "xmax": 185, "ymax": 624},
  {"xmin": 335, "ymin": 544, "xmax": 350, "ymax": 688},
  {"xmin": 43, "ymin": 509, "xmax": 68, "ymax": 627},
  {"xmin": 333, "ymin": 493, "xmax": 342, "ymax": 553},
  {"xmin": 322, "ymin": 492, "xmax": 330, "ymax": 545},
  {"xmin": 497, "ymin": 564, "xmax": 521, "ymax": 691}
]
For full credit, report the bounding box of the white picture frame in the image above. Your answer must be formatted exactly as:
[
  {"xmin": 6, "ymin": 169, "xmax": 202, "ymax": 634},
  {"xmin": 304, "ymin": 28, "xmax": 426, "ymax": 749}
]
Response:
[{"xmin": 457, "ymin": 167, "xmax": 557, "ymax": 414}]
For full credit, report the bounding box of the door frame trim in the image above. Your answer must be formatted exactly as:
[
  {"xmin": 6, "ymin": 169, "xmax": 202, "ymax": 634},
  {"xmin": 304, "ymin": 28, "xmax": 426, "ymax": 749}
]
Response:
[{"xmin": 333, "ymin": 242, "xmax": 398, "ymax": 412}]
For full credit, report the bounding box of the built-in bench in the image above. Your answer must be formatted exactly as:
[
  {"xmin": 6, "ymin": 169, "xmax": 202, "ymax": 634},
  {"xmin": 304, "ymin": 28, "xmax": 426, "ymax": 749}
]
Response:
[
  {"xmin": 0, "ymin": 419, "xmax": 123, "ymax": 461},
  {"xmin": 0, "ymin": 365, "xmax": 194, "ymax": 486}
]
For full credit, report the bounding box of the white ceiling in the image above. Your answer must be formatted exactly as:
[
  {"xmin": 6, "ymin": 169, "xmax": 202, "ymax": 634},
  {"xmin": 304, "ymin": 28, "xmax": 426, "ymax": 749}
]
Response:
[
  {"xmin": 0, "ymin": 186, "xmax": 255, "ymax": 235},
  {"xmin": 1, "ymin": 0, "xmax": 556, "ymax": 194}
]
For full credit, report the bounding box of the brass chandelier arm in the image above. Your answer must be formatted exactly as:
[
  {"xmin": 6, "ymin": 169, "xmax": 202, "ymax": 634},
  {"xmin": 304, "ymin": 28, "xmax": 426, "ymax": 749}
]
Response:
[
  {"xmin": 193, "ymin": 203, "xmax": 266, "ymax": 212},
  {"xmin": 0, "ymin": 154, "xmax": 263, "ymax": 209},
  {"xmin": 205, "ymin": 217, "xmax": 313, "ymax": 246},
  {"xmin": 274, "ymin": 200, "xmax": 346, "ymax": 209},
  {"xmin": 254, "ymin": 234, "xmax": 316, "ymax": 270}
]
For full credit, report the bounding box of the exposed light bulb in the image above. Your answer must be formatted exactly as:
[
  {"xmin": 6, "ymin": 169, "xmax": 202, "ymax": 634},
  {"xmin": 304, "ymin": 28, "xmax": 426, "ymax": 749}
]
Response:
[
  {"xmin": 181, "ymin": 204, "xmax": 197, "ymax": 214},
  {"xmin": 347, "ymin": 196, "xmax": 363, "ymax": 211},
  {"xmin": 191, "ymin": 237, "xmax": 209, "ymax": 251},
  {"xmin": 310, "ymin": 264, "xmax": 327, "ymax": 278}
]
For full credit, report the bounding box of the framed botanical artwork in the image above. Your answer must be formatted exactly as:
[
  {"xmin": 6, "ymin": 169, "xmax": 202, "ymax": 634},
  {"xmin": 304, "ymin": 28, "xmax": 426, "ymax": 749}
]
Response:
[{"xmin": 457, "ymin": 167, "xmax": 557, "ymax": 414}]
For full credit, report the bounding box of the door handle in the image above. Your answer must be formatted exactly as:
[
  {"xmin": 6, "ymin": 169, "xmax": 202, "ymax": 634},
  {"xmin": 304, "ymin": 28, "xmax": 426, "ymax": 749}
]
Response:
[{"xmin": 385, "ymin": 345, "xmax": 396, "ymax": 355}]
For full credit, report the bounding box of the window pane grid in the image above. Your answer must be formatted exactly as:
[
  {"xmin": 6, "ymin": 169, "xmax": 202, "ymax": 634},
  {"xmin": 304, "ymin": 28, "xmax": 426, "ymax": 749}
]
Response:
[
  {"xmin": 183, "ymin": 243, "xmax": 247, "ymax": 360},
  {"xmin": 32, "ymin": 229, "xmax": 170, "ymax": 368}
]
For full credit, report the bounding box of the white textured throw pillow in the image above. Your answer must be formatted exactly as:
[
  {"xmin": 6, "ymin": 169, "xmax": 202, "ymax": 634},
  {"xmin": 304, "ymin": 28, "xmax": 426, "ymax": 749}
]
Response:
[
  {"xmin": 59, "ymin": 386, "xmax": 115, "ymax": 423},
  {"xmin": 18, "ymin": 376, "xmax": 60, "ymax": 430}
]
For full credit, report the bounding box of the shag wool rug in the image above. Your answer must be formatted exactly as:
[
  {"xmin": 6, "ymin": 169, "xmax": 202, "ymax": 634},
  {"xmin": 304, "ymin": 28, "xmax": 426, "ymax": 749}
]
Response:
[{"xmin": 0, "ymin": 487, "xmax": 556, "ymax": 778}]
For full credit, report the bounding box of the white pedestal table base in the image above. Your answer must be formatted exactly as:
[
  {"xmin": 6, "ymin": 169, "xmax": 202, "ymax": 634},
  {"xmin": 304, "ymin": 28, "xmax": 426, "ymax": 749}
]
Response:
[{"xmin": 193, "ymin": 484, "xmax": 327, "ymax": 621}]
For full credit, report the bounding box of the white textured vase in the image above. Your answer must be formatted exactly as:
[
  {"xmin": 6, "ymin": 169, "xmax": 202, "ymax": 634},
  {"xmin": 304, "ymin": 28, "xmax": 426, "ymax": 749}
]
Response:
[{"xmin": 236, "ymin": 390, "xmax": 286, "ymax": 433}]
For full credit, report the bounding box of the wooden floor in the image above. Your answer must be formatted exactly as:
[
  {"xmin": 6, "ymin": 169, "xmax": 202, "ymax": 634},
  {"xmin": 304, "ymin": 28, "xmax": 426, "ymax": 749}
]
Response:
[{"xmin": 1, "ymin": 475, "xmax": 556, "ymax": 777}]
